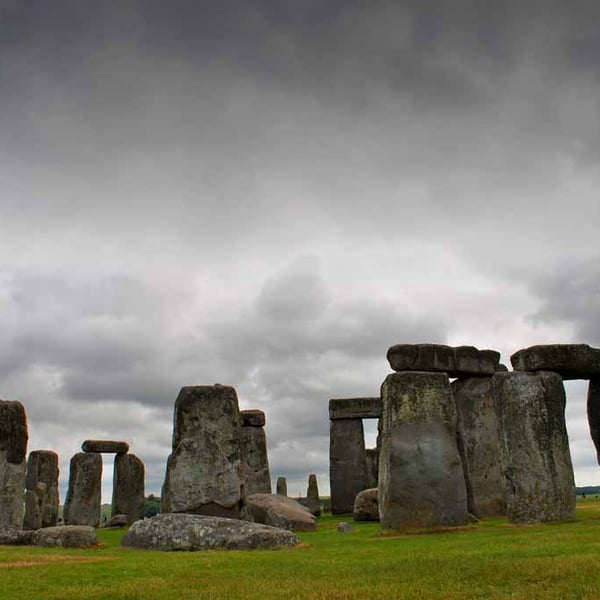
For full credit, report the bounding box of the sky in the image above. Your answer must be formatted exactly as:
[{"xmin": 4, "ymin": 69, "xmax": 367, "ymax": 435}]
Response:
[{"xmin": 1, "ymin": 0, "xmax": 599, "ymax": 502}]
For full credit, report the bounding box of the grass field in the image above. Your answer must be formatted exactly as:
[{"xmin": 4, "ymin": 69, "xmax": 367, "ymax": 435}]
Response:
[{"xmin": 3, "ymin": 499, "xmax": 600, "ymax": 599}]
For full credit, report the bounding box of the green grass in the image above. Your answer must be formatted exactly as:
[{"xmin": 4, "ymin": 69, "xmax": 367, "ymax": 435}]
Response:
[{"xmin": 3, "ymin": 500, "xmax": 600, "ymax": 599}]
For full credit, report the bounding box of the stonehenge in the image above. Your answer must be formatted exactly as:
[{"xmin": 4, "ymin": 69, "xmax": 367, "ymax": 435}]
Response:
[
  {"xmin": 112, "ymin": 453, "xmax": 146, "ymax": 524},
  {"xmin": 63, "ymin": 453, "xmax": 103, "ymax": 527},
  {"xmin": 24, "ymin": 450, "xmax": 60, "ymax": 528},
  {"xmin": 240, "ymin": 410, "xmax": 271, "ymax": 495}
]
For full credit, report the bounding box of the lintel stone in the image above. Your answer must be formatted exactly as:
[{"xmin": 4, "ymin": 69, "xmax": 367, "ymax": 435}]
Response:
[
  {"xmin": 82, "ymin": 440, "xmax": 129, "ymax": 454},
  {"xmin": 511, "ymin": 344, "xmax": 600, "ymax": 380},
  {"xmin": 329, "ymin": 397, "xmax": 382, "ymax": 420}
]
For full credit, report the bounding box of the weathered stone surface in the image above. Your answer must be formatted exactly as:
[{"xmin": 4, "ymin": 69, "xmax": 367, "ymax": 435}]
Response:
[
  {"xmin": 588, "ymin": 378, "xmax": 600, "ymax": 465},
  {"xmin": 63, "ymin": 452, "xmax": 102, "ymax": 527},
  {"xmin": 330, "ymin": 419, "xmax": 368, "ymax": 514},
  {"xmin": 161, "ymin": 385, "xmax": 244, "ymax": 518},
  {"xmin": 306, "ymin": 474, "xmax": 321, "ymax": 516},
  {"xmin": 112, "ymin": 453, "xmax": 145, "ymax": 524},
  {"xmin": 387, "ymin": 344, "xmax": 500, "ymax": 378},
  {"xmin": 122, "ymin": 513, "xmax": 300, "ymax": 551},
  {"xmin": 365, "ymin": 448, "xmax": 378, "ymax": 489},
  {"xmin": 82, "ymin": 440, "xmax": 129, "ymax": 454},
  {"xmin": 243, "ymin": 493, "xmax": 317, "ymax": 531},
  {"xmin": 353, "ymin": 488, "xmax": 379, "ymax": 522},
  {"xmin": 511, "ymin": 344, "xmax": 600, "ymax": 380},
  {"xmin": 493, "ymin": 371, "xmax": 575, "ymax": 523},
  {"xmin": 241, "ymin": 425, "xmax": 271, "ymax": 495},
  {"xmin": 329, "ymin": 398, "xmax": 382, "ymax": 420},
  {"xmin": 452, "ymin": 377, "xmax": 506, "ymax": 517},
  {"xmin": 337, "ymin": 522, "xmax": 355, "ymax": 533},
  {"xmin": 0, "ymin": 400, "xmax": 28, "ymax": 531},
  {"xmin": 276, "ymin": 476, "xmax": 287, "ymax": 497},
  {"xmin": 23, "ymin": 483, "xmax": 46, "ymax": 530},
  {"xmin": 379, "ymin": 371, "xmax": 468, "ymax": 530},
  {"xmin": 25, "ymin": 450, "xmax": 59, "ymax": 527},
  {"xmin": 241, "ymin": 409, "xmax": 266, "ymax": 427},
  {"xmin": 0, "ymin": 529, "xmax": 33, "ymax": 545},
  {"xmin": 105, "ymin": 514, "xmax": 128, "ymax": 528},
  {"xmin": 31, "ymin": 525, "xmax": 97, "ymax": 548}
]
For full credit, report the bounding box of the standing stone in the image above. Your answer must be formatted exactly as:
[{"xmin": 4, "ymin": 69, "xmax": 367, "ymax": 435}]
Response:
[
  {"xmin": 161, "ymin": 385, "xmax": 244, "ymax": 518},
  {"xmin": 493, "ymin": 371, "xmax": 575, "ymax": 523},
  {"xmin": 112, "ymin": 453, "xmax": 145, "ymax": 524},
  {"xmin": 587, "ymin": 378, "xmax": 600, "ymax": 465},
  {"xmin": 330, "ymin": 419, "xmax": 369, "ymax": 514},
  {"xmin": 0, "ymin": 400, "xmax": 28, "ymax": 531},
  {"xmin": 240, "ymin": 410, "xmax": 271, "ymax": 495},
  {"xmin": 276, "ymin": 476, "xmax": 287, "ymax": 497},
  {"xmin": 23, "ymin": 483, "xmax": 46, "ymax": 530},
  {"xmin": 452, "ymin": 377, "xmax": 506, "ymax": 517},
  {"xmin": 379, "ymin": 372, "xmax": 468, "ymax": 530},
  {"xmin": 365, "ymin": 448, "xmax": 379, "ymax": 490},
  {"xmin": 25, "ymin": 450, "xmax": 60, "ymax": 527},
  {"xmin": 306, "ymin": 474, "xmax": 320, "ymax": 516},
  {"xmin": 63, "ymin": 453, "xmax": 102, "ymax": 527}
]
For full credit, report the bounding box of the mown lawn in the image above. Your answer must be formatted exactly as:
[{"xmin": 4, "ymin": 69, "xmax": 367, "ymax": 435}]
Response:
[{"xmin": 3, "ymin": 500, "xmax": 600, "ymax": 599}]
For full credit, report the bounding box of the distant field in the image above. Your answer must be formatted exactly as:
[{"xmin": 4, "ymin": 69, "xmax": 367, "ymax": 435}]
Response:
[{"xmin": 3, "ymin": 499, "xmax": 600, "ymax": 599}]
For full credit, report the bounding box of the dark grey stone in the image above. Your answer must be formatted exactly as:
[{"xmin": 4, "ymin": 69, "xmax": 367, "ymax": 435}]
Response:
[
  {"xmin": 365, "ymin": 448, "xmax": 378, "ymax": 489},
  {"xmin": 105, "ymin": 514, "xmax": 128, "ymax": 528},
  {"xmin": 588, "ymin": 378, "xmax": 600, "ymax": 465},
  {"xmin": 31, "ymin": 525, "xmax": 97, "ymax": 548},
  {"xmin": 111, "ymin": 453, "xmax": 145, "ymax": 524},
  {"xmin": 276, "ymin": 476, "xmax": 287, "ymax": 497},
  {"xmin": 122, "ymin": 513, "xmax": 300, "ymax": 551},
  {"xmin": 353, "ymin": 488, "xmax": 379, "ymax": 522},
  {"xmin": 82, "ymin": 440, "xmax": 129, "ymax": 454},
  {"xmin": 306, "ymin": 474, "xmax": 320, "ymax": 516},
  {"xmin": 329, "ymin": 397, "xmax": 382, "ymax": 420},
  {"xmin": 161, "ymin": 385, "xmax": 245, "ymax": 518},
  {"xmin": 330, "ymin": 419, "xmax": 368, "ymax": 514},
  {"xmin": 241, "ymin": 424, "xmax": 271, "ymax": 495},
  {"xmin": 23, "ymin": 483, "xmax": 46, "ymax": 530},
  {"xmin": 511, "ymin": 344, "xmax": 600, "ymax": 380},
  {"xmin": 243, "ymin": 493, "xmax": 317, "ymax": 531},
  {"xmin": 63, "ymin": 452, "xmax": 102, "ymax": 527},
  {"xmin": 452, "ymin": 376, "xmax": 506, "ymax": 517},
  {"xmin": 0, "ymin": 529, "xmax": 34, "ymax": 545},
  {"xmin": 240, "ymin": 409, "xmax": 266, "ymax": 427},
  {"xmin": 493, "ymin": 371, "xmax": 575, "ymax": 523},
  {"xmin": 379, "ymin": 371, "xmax": 468, "ymax": 530},
  {"xmin": 386, "ymin": 344, "xmax": 500, "ymax": 378},
  {"xmin": 25, "ymin": 450, "xmax": 60, "ymax": 527},
  {"xmin": 0, "ymin": 400, "xmax": 28, "ymax": 531}
]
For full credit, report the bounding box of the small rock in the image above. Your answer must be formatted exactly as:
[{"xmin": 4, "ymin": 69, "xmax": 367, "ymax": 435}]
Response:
[
  {"xmin": 337, "ymin": 522, "xmax": 355, "ymax": 533},
  {"xmin": 105, "ymin": 514, "xmax": 128, "ymax": 528}
]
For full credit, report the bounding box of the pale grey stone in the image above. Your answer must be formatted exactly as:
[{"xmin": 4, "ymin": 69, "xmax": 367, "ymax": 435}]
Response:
[
  {"xmin": 511, "ymin": 344, "xmax": 600, "ymax": 380},
  {"xmin": 241, "ymin": 424, "xmax": 271, "ymax": 495},
  {"xmin": 306, "ymin": 474, "xmax": 320, "ymax": 516},
  {"xmin": 31, "ymin": 525, "xmax": 97, "ymax": 548},
  {"xmin": 0, "ymin": 529, "xmax": 33, "ymax": 545},
  {"xmin": 122, "ymin": 513, "xmax": 300, "ymax": 551},
  {"xmin": 105, "ymin": 514, "xmax": 128, "ymax": 528},
  {"xmin": 111, "ymin": 453, "xmax": 145, "ymax": 524},
  {"xmin": 25, "ymin": 450, "xmax": 59, "ymax": 527},
  {"xmin": 493, "ymin": 371, "xmax": 575, "ymax": 523},
  {"xmin": 329, "ymin": 398, "xmax": 382, "ymax": 420},
  {"xmin": 63, "ymin": 453, "xmax": 102, "ymax": 527},
  {"xmin": 337, "ymin": 522, "xmax": 355, "ymax": 533},
  {"xmin": 23, "ymin": 483, "xmax": 46, "ymax": 530},
  {"xmin": 353, "ymin": 488, "xmax": 379, "ymax": 522},
  {"xmin": 243, "ymin": 493, "xmax": 317, "ymax": 531},
  {"xmin": 379, "ymin": 371, "xmax": 468, "ymax": 530}
]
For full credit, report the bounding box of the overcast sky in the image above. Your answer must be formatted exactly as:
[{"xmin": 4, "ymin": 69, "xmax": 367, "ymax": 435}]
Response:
[{"xmin": 1, "ymin": 0, "xmax": 599, "ymax": 502}]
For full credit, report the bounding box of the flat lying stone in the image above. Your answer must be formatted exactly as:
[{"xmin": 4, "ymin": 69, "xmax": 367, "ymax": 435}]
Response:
[
  {"xmin": 386, "ymin": 344, "xmax": 500, "ymax": 378},
  {"xmin": 243, "ymin": 493, "xmax": 317, "ymax": 531},
  {"xmin": 510, "ymin": 344, "xmax": 600, "ymax": 380},
  {"xmin": 121, "ymin": 513, "xmax": 300, "ymax": 551},
  {"xmin": 240, "ymin": 409, "xmax": 266, "ymax": 427},
  {"xmin": 31, "ymin": 526, "xmax": 97, "ymax": 548},
  {"xmin": 0, "ymin": 529, "xmax": 34, "ymax": 545},
  {"xmin": 82, "ymin": 440, "xmax": 129, "ymax": 454},
  {"xmin": 328, "ymin": 397, "xmax": 382, "ymax": 420}
]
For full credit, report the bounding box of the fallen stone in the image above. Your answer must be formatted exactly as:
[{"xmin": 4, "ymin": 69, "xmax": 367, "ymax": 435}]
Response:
[
  {"xmin": 337, "ymin": 522, "xmax": 355, "ymax": 533},
  {"xmin": 328, "ymin": 398, "xmax": 382, "ymax": 420},
  {"xmin": 511, "ymin": 344, "xmax": 600, "ymax": 380},
  {"xmin": 276, "ymin": 476, "xmax": 287, "ymax": 497},
  {"xmin": 105, "ymin": 514, "xmax": 128, "ymax": 528},
  {"xmin": 243, "ymin": 493, "xmax": 317, "ymax": 531},
  {"xmin": 353, "ymin": 488, "xmax": 379, "ymax": 522},
  {"xmin": 112, "ymin": 453, "xmax": 145, "ymax": 524},
  {"xmin": 386, "ymin": 344, "xmax": 500, "ymax": 378},
  {"xmin": 82, "ymin": 440, "xmax": 129, "ymax": 454},
  {"xmin": 493, "ymin": 371, "xmax": 575, "ymax": 523},
  {"xmin": 63, "ymin": 453, "xmax": 102, "ymax": 527},
  {"xmin": 240, "ymin": 409, "xmax": 266, "ymax": 428},
  {"xmin": 306, "ymin": 474, "xmax": 321, "ymax": 516},
  {"xmin": 31, "ymin": 525, "xmax": 97, "ymax": 548},
  {"xmin": 25, "ymin": 450, "xmax": 60, "ymax": 527},
  {"xmin": 121, "ymin": 513, "xmax": 300, "ymax": 551},
  {"xmin": 0, "ymin": 529, "xmax": 34, "ymax": 545}
]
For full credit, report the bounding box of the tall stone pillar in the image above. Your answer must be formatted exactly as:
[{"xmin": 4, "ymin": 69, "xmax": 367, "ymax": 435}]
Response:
[
  {"xmin": 306, "ymin": 474, "xmax": 321, "ymax": 516},
  {"xmin": 0, "ymin": 400, "xmax": 28, "ymax": 531},
  {"xmin": 240, "ymin": 410, "xmax": 271, "ymax": 495},
  {"xmin": 112, "ymin": 453, "xmax": 145, "ymax": 524},
  {"xmin": 64, "ymin": 452, "xmax": 102, "ymax": 527},
  {"xmin": 276, "ymin": 476, "xmax": 287, "ymax": 496},
  {"xmin": 24, "ymin": 450, "xmax": 60, "ymax": 527},
  {"xmin": 329, "ymin": 419, "xmax": 368, "ymax": 514},
  {"xmin": 587, "ymin": 378, "xmax": 600, "ymax": 465},
  {"xmin": 493, "ymin": 371, "xmax": 575, "ymax": 523},
  {"xmin": 161, "ymin": 385, "xmax": 245, "ymax": 518},
  {"xmin": 379, "ymin": 371, "xmax": 468, "ymax": 529}
]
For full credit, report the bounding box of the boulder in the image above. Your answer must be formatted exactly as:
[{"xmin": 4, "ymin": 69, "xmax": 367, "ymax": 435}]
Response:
[
  {"xmin": 276, "ymin": 476, "xmax": 287, "ymax": 497},
  {"xmin": 161, "ymin": 385, "xmax": 244, "ymax": 518},
  {"xmin": 243, "ymin": 493, "xmax": 317, "ymax": 531},
  {"xmin": 337, "ymin": 522, "xmax": 355, "ymax": 533},
  {"xmin": 31, "ymin": 525, "xmax": 97, "ymax": 548},
  {"xmin": 25, "ymin": 450, "xmax": 60, "ymax": 527},
  {"xmin": 82, "ymin": 440, "xmax": 129, "ymax": 454},
  {"xmin": 121, "ymin": 513, "xmax": 300, "ymax": 551},
  {"xmin": 510, "ymin": 344, "xmax": 600, "ymax": 380},
  {"xmin": 353, "ymin": 488, "xmax": 379, "ymax": 521},
  {"xmin": 0, "ymin": 529, "xmax": 34, "ymax": 545},
  {"xmin": 112, "ymin": 453, "xmax": 145, "ymax": 524},
  {"xmin": 0, "ymin": 400, "xmax": 28, "ymax": 531},
  {"xmin": 386, "ymin": 344, "xmax": 500, "ymax": 378},
  {"xmin": 105, "ymin": 514, "xmax": 128, "ymax": 528},
  {"xmin": 63, "ymin": 452, "xmax": 102, "ymax": 527},
  {"xmin": 493, "ymin": 371, "xmax": 575, "ymax": 523},
  {"xmin": 452, "ymin": 376, "xmax": 506, "ymax": 517},
  {"xmin": 306, "ymin": 474, "xmax": 321, "ymax": 516},
  {"xmin": 379, "ymin": 371, "xmax": 468, "ymax": 530}
]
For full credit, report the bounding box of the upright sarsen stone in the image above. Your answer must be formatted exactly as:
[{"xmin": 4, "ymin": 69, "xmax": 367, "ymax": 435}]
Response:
[
  {"xmin": 63, "ymin": 453, "xmax": 102, "ymax": 527},
  {"xmin": 161, "ymin": 385, "xmax": 244, "ymax": 518},
  {"xmin": 25, "ymin": 450, "xmax": 60, "ymax": 527},
  {"xmin": 306, "ymin": 474, "xmax": 320, "ymax": 516},
  {"xmin": 112, "ymin": 453, "xmax": 145, "ymax": 524},
  {"xmin": 240, "ymin": 411, "xmax": 271, "ymax": 496},
  {"xmin": 379, "ymin": 372, "xmax": 468, "ymax": 529},
  {"xmin": 588, "ymin": 378, "xmax": 600, "ymax": 465},
  {"xmin": 276, "ymin": 477, "xmax": 287, "ymax": 497},
  {"xmin": 452, "ymin": 377, "xmax": 506, "ymax": 516},
  {"xmin": 493, "ymin": 371, "xmax": 575, "ymax": 523},
  {"xmin": 0, "ymin": 400, "xmax": 28, "ymax": 531}
]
